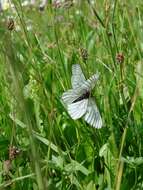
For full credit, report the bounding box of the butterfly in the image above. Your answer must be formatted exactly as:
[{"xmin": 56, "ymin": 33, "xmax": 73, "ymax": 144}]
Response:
[{"xmin": 61, "ymin": 64, "xmax": 102, "ymax": 128}]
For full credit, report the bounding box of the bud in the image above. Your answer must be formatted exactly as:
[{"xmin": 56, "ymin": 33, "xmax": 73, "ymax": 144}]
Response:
[
  {"xmin": 116, "ymin": 53, "xmax": 124, "ymax": 63},
  {"xmin": 7, "ymin": 18, "xmax": 14, "ymax": 31},
  {"xmin": 9, "ymin": 146, "xmax": 20, "ymax": 160},
  {"xmin": 79, "ymin": 48, "xmax": 88, "ymax": 62}
]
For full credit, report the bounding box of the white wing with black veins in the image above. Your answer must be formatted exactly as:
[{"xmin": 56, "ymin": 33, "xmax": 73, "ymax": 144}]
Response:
[
  {"xmin": 61, "ymin": 64, "xmax": 102, "ymax": 128},
  {"xmin": 81, "ymin": 73, "xmax": 99, "ymax": 92},
  {"xmin": 84, "ymin": 98, "xmax": 102, "ymax": 128},
  {"xmin": 61, "ymin": 88, "xmax": 86, "ymax": 105},
  {"xmin": 71, "ymin": 64, "xmax": 86, "ymax": 89},
  {"xmin": 68, "ymin": 99, "xmax": 88, "ymax": 120}
]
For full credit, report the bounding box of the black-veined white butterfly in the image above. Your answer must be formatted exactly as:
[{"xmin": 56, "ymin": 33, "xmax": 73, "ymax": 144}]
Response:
[{"xmin": 61, "ymin": 64, "xmax": 102, "ymax": 128}]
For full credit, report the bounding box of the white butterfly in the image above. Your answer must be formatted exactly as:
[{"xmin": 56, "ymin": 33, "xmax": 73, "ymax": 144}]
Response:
[{"xmin": 61, "ymin": 64, "xmax": 102, "ymax": 128}]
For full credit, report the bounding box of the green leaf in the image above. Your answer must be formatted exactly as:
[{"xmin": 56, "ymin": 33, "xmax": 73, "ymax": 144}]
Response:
[{"xmin": 64, "ymin": 160, "xmax": 90, "ymax": 176}]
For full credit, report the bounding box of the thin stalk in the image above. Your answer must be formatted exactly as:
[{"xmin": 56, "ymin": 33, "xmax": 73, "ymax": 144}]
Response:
[
  {"xmin": 3, "ymin": 27, "xmax": 45, "ymax": 190},
  {"xmin": 87, "ymin": 0, "xmax": 116, "ymax": 68},
  {"xmin": 115, "ymin": 86, "xmax": 139, "ymax": 190},
  {"xmin": 111, "ymin": 0, "xmax": 119, "ymax": 52}
]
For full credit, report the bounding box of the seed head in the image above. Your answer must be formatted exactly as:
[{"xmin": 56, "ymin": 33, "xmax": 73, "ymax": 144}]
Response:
[
  {"xmin": 7, "ymin": 18, "xmax": 15, "ymax": 31},
  {"xmin": 79, "ymin": 48, "xmax": 88, "ymax": 62},
  {"xmin": 116, "ymin": 53, "xmax": 124, "ymax": 63}
]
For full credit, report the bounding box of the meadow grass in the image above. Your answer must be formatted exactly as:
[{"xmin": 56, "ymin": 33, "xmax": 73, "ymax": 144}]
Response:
[{"xmin": 0, "ymin": 0, "xmax": 143, "ymax": 189}]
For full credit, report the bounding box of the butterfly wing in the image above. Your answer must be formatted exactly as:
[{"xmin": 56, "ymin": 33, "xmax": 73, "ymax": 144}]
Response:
[
  {"xmin": 68, "ymin": 99, "xmax": 88, "ymax": 120},
  {"xmin": 62, "ymin": 64, "xmax": 101, "ymax": 123},
  {"xmin": 61, "ymin": 88, "xmax": 86, "ymax": 105},
  {"xmin": 71, "ymin": 64, "xmax": 86, "ymax": 89},
  {"xmin": 84, "ymin": 98, "xmax": 102, "ymax": 128},
  {"xmin": 81, "ymin": 73, "xmax": 99, "ymax": 91}
]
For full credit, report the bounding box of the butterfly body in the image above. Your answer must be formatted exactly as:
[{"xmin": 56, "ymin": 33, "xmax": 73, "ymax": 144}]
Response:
[
  {"xmin": 62, "ymin": 64, "xmax": 102, "ymax": 128},
  {"xmin": 72, "ymin": 91, "xmax": 90, "ymax": 103}
]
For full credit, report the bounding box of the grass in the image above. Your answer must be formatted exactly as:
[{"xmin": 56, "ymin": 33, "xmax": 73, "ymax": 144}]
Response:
[{"xmin": 0, "ymin": 0, "xmax": 143, "ymax": 189}]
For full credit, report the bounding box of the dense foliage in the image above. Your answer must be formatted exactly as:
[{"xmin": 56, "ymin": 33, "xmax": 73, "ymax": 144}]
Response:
[{"xmin": 0, "ymin": 0, "xmax": 143, "ymax": 189}]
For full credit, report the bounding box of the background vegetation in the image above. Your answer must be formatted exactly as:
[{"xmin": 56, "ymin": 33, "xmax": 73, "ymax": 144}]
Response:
[{"xmin": 0, "ymin": 0, "xmax": 143, "ymax": 189}]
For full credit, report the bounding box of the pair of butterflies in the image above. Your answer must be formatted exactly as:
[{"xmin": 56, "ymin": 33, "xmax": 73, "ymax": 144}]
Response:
[{"xmin": 61, "ymin": 64, "xmax": 103, "ymax": 128}]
